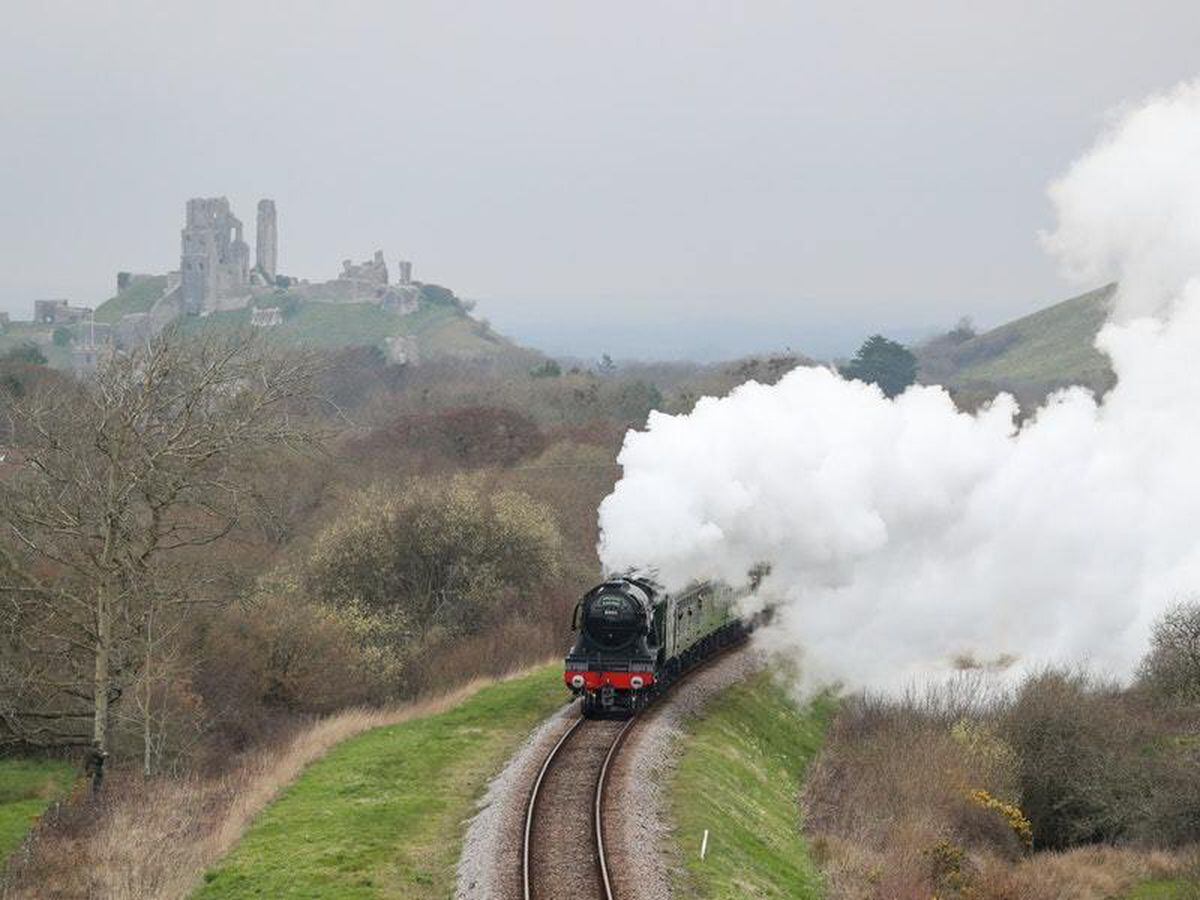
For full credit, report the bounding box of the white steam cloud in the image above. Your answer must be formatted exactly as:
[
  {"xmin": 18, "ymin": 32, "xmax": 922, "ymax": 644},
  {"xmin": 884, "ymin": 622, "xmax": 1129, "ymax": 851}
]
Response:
[{"xmin": 598, "ymin": 80, "xmax": 1200, "ymax": 690}]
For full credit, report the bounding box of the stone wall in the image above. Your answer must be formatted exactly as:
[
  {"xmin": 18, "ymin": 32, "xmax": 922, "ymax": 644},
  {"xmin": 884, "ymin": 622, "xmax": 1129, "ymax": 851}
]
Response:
[
  {"xmin": 256, "ymin": 199, "xmax": 277, "ymax": 281},
  {"xmin": 180, "ymin": 197, "xmax": 251, "ymax": 314}
]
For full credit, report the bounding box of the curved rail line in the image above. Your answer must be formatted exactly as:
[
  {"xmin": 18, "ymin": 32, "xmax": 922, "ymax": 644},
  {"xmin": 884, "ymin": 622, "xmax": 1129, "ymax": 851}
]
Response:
[
  {"xmin": 522, "ymin": 632, "xmax": 748, "ymax": 900},
  {"xmin": 594, "ymin": 716, "xmax": 637, "ymax": 898},
  {"xmin": 522, "ymin": 713, "xmax": 588, "ymax": 900}
]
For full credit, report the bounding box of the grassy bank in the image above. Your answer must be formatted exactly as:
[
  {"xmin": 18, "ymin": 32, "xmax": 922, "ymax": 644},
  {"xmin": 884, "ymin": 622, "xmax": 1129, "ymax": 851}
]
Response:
[
  {"xmin": 0, "ymin": 758, "xmax": 75, "ymax": 872},
  {"xmin": 195, "ymin": 664, "xmax": 565, "ymax": 899},
  {"xmin": 668, "ymin": 670, "xmax": 834, "ymax": 899}
]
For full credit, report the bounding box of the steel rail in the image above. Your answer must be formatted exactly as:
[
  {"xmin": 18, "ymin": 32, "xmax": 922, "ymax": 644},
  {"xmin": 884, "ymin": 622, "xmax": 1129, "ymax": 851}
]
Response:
[
  {"xmin": 522, "ymin": 713, "xmax": 587, "ymax": 900},
  {"xmin": 594, "ymin": 716, "xmax": 637, "ymax": 899}
]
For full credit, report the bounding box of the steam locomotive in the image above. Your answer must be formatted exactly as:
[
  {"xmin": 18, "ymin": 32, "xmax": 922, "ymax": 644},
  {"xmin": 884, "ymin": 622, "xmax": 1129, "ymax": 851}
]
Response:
[{"xmin": 563, "ymin": 576, "xmax": 747, "ymax": 717}]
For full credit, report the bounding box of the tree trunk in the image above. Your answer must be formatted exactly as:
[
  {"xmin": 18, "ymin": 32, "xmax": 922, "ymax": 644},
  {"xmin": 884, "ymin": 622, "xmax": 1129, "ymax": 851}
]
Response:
[{"xmin": 93, "ymin": 586, "xmax": 111, "ymax": 755}]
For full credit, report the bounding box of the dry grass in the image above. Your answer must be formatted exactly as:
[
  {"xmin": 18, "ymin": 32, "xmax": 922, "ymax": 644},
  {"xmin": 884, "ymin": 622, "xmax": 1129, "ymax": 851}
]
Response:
[
  {"xmin": 2, "ymin": 664, "xmax": 550, "ymax": 900},
  {"xmin": 803, "ymin": 681, "xmax": 1199, "ymax": 899}
]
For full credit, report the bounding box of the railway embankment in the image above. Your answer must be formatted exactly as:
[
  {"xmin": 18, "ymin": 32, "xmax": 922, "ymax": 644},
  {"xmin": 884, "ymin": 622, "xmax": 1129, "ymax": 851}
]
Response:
[
  {"xmin": 194, "ymin": 664, "xmax": 565, "ymax": 900},
  {"xmin": 665, "ymin": 669, "xmax": 834, "ymax": 899}
]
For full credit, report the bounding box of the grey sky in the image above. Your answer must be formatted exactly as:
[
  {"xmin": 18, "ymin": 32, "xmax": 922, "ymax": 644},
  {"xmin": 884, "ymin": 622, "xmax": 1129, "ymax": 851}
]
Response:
[{"xmin": 3, "ymin": 2, "xmax": 1198, "ymax": 359}]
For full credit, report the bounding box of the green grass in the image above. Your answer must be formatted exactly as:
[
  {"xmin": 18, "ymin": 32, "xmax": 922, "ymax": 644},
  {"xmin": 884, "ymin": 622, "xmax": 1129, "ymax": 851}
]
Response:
[
  {"xmin": 0, "ymin": 758, "xmax": 76, "ymax": 871},
  {"xmin": 939, "ymin": 284, "xmax": 1116, "ymax": 393},
  {"xmin": 669, "ymin": 671, "xmax": 834, "ymax": 899},
  {"xmin": 177, "ymin": 296, "xmax": 537, "ymax": 366},
  {"xmin": 195, "ymin": 665, "xmax": 567, "ymax": 899},
  {"xmin": 1128, "ymin": 880, "xmax": 1200, "ymax": 899},
  {"xmin": 95, "ymin": 275, "xmax": 169, "ymax": 323}
]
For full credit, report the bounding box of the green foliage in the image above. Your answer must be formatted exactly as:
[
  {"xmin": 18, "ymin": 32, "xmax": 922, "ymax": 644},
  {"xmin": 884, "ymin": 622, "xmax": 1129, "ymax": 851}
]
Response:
[
  {"xmin": 303, "ymin": 477, "xmax": 562, "ymax": 640},
  {"xmin": 612, "ymin": 379, "xmax": 663, "ymax": 423},
  {"xmin": 670, "ymin": 671, "xmax": 833, "ymax": 899},
  {"xmin": 417, "ymin": 283, "xmax": 461, "ymax": 307},
  {"xmin": 529, "ymin": 359, "xmax": 562, "ymax": 378},
  {"xmin": 1, "ymin": 343, "xmax": 47, "ymax": 366},
  {"xmin": 840, "ymin": 334, "xmax": 917, "ymax": 398},
  {"xmin": 0, "ymin": 758, "xmax": 75, "ymax": 871},
  {"xmin": 50, "ymin": 327, "xmax": 72, "ymax": 348},
  {"xmin": 195, "ymin": 665, "xmax": 566, "ymax": 899}
]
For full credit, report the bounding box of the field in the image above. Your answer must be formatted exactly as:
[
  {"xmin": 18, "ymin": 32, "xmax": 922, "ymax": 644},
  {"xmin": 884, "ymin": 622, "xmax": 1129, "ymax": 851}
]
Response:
[
  {"xmin": 668, "ymin": 670, "xmax": 835, "ymax": 899},
  {"xmin": 195, "ymin": 664, "xmax": 566, "ymax": 899},
  {"xmin": 0, "ymin": 758, "xmax": 75, "ymax": 872}
]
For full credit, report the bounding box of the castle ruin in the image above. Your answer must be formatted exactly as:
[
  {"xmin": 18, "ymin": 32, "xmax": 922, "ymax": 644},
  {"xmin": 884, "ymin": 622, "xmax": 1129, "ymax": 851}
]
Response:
[
  {"xmin": 180, "ymin": 198, "xmax": 252, "ymax": 314},
  {"xmin": 256, "ymin": 200, "xmax": 277, "ymax": 282}
]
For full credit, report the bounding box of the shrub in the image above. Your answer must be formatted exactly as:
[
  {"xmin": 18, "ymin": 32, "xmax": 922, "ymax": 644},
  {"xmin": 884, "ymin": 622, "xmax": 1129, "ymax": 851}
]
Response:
[
  {"xmin": 1002, "ymin": 671, "xmax": 1151, "ymax": 849},
  {"xmin": 1139, "ymin": 601, "xmax": 1200, "ymax": 705},
  {"xmin": 302, "ymin": 476, "xmax": 563, "ymax": 638}
]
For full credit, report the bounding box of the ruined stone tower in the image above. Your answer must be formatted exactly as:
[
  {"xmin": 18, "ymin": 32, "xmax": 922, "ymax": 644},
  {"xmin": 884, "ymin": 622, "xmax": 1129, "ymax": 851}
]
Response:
[
  {"xmin": 180, "ymin": 198, "xmax": 250, "ymax": 314},
  {"xmin": 256, "ymin": 199, "xmax": 277, "ymax": 281}
]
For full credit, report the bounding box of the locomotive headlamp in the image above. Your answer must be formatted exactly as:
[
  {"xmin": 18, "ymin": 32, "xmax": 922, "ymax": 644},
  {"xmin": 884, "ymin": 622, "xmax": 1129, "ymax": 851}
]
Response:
[
  {"xmin": 630, "ymin": 676, "xmax": 645, "ymax": 690},
  {"xmin": 571, "ymin": 674, "xmax": 586, "ymax": 689}
]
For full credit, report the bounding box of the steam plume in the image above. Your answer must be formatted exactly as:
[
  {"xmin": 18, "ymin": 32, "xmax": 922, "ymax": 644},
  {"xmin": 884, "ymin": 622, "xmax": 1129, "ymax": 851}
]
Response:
[{"xmin": 598, "ymin": 80, "xmax": 1200, "ymax": 689}]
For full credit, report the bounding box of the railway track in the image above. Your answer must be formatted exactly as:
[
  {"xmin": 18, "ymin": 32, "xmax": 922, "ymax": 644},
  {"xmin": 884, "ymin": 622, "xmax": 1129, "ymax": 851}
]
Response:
[
  {"xmin": 521, "ymin": 635, "xmax": 747, "ymax": 900},
  {"xmin": 522, "ymin": 712, "xmax": 629, "ymax": 899}
]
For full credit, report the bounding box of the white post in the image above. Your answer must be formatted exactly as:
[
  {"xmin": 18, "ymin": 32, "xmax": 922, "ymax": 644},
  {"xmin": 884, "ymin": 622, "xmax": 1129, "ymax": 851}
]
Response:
[{"xmin": 700, "ymin": 829, "xmax": 709, "ymax": 861}]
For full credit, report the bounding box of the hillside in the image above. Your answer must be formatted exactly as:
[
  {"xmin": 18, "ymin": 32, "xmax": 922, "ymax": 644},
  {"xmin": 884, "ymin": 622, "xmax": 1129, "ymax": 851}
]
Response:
[
  {"xmin": 180, "ymin": 293, "xmax": 540, "ymax": 367},
  {"xmin": 76, "ymin": 283, "xmax": 545, "ymax": 372},
  {"xmin": 668, "ymin": 671, "xmax": 832, "ymax": 898},
  {"xmin": 93, "ymin": 275, "xmax": 168, "ymax": 324},
  {"xmin": 918, "ymin": 283, "xmax": 1116, "ymax": 405}
]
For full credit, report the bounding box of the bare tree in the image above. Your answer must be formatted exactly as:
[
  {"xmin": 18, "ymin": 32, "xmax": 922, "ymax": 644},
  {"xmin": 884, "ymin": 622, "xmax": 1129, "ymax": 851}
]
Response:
[
  {"xmin": 1140, "ymin": 600, "xmax": 1200, "ymax": 704},
  {"xmin": 0, "ymin": 329, "xmax": 319, "ymax": 772}
]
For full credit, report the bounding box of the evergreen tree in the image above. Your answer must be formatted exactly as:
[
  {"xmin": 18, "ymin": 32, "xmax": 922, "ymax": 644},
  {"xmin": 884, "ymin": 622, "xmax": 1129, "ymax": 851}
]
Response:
[{"xmin": 840, "ymin": 334, "xmax": 917, "ymax": 398}]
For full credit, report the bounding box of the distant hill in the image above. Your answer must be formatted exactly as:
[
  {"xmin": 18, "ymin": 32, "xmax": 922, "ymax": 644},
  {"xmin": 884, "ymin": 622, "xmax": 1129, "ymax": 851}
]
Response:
[
  {"xmin": 94, "ymin": 275, "xmax": 169, "ymax": 324},
  {"xmin": 184, "ymin": 292, "xmax": 542, "ymax": 368},
  {"xmin": 917, "ymin": 284, "xmax": 1116, "ymax": 407},
  {"xmin": 88, "ymin": 283, "xmax": 545, "ymax": 372}
]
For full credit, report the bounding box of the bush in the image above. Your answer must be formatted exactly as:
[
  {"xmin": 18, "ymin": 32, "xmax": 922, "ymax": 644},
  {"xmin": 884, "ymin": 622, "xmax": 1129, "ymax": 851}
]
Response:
[
  {"xmin": 1139, "ymin": 601, "xmax": 1200, "ymax": 705},
  {"xmin": 197, "ymin": 594, "xmax": 382, "ymax": 748},
  {"xmin": 1, "ymin": 342, "xmax": 47, "ymax": 366},
  {"xmin": 1002, "ymin": 671, "xmax": 1150, "ymax": 849},
  {"xmin": 302, "ymin": 476, "xmax": 563, "ymax": 639}
]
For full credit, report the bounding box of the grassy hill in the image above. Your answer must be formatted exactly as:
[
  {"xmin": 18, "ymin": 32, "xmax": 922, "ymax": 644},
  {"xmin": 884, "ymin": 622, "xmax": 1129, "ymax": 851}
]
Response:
[
  {"xmin": 94, "ymin": 275, "xmax": 168, "ymax": 323},
  {"xmin": 89, "ymin": 282, "xmax": 543, "ymax": 370},
  {"xmin": 918, "ymin": 283, "xmax": 1116, "ymax": 405}
]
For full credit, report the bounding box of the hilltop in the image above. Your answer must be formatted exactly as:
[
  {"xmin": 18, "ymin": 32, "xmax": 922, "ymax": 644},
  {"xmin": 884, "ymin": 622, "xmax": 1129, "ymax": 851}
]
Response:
[
  {"xmin": 917, "ymin": 283, "xmax": 1116, "ymax": 406},
  {"xmin": 0, "ymin": 196, "xmax": 544, "ymax": 374},
  {"xmin": 99, "ymin": 281, "xmax": 541, "ymax": 368}
]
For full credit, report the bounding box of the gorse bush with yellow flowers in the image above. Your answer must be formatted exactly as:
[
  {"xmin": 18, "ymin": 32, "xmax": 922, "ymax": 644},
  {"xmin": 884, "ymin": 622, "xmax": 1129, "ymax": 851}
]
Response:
[{"xmin": 802, "ymin": 608, "xmax": 1200, "ymax": 899}]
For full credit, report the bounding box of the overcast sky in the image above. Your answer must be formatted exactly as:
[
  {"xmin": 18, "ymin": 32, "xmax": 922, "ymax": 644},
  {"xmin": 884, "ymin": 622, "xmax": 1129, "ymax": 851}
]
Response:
[{"xmin": 3, "ymin": 2, "xmax": 1198, "ymax": 359}]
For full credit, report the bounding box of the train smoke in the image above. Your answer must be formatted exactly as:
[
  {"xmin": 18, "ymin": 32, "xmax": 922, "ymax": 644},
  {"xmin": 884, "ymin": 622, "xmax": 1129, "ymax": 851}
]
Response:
[{"xmin": 597, "ymin": 80, "xmax": 1200, "ymax": 690}]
